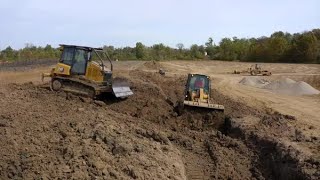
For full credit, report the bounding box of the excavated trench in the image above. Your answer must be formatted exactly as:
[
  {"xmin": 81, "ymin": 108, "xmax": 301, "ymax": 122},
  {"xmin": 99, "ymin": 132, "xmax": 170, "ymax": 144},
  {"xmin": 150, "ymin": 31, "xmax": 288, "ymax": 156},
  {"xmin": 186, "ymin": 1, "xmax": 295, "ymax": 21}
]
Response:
[
  {"xmin": 223, "ymin": 118, "xmax": 309, "ymax": 180},
  {"xmin": 106, "ymin": 70, "xmax": 316, "ymax": 179},
  {"xmin": 0, "ymin": 69, "xmax": 318, "ymax": 179}
]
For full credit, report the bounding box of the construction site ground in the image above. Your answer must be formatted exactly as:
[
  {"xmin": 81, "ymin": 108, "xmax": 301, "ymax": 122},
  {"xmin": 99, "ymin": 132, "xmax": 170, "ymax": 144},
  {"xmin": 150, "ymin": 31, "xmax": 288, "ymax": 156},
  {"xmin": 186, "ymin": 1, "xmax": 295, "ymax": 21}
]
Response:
[{"xmin": 0, "ymin": 60, "xmax": 319, "ymax": 180}]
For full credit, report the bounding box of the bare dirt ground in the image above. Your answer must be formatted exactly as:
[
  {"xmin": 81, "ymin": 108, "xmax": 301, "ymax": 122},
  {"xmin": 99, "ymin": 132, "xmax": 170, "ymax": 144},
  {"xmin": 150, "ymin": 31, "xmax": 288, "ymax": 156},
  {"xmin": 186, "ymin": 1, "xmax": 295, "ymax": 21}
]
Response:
[{"xmin": 0, "ymin": 60, "xmax": 319, "ymax": 179}]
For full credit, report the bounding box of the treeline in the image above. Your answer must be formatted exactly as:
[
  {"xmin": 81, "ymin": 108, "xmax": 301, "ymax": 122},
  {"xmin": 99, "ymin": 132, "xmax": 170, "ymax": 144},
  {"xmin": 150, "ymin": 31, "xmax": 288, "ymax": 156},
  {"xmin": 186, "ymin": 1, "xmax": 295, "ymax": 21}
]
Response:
[
  {"xmin": 211, "ymin": 29, "xmax": 320, "ymax": 63},
  {"xmin": 0, "ymin": 43, "xmax": 60, "ymax": 62},
  {"xmin": 1, "ymin": 29, "xmax": 320, "ymax": 63}
]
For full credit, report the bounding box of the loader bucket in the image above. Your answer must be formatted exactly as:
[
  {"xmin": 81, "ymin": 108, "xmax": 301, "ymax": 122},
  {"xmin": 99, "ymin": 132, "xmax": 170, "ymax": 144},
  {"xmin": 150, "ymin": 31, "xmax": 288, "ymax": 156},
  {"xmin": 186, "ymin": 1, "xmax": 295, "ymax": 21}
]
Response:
[
  {"xmin": 112, "ymin": 79, "xmax": 133, "ymax": 98},
  {"xmin": 183, "ymin": 100, "xmax": 224, "ymax": 111}
]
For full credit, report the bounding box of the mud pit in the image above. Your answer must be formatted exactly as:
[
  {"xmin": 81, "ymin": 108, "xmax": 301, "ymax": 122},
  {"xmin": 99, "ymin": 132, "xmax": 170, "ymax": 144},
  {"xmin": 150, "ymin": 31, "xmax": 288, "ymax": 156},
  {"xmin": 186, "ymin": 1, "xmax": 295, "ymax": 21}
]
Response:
[{"xmin": 0, "ymin": 61, "xmax": 319, "ymax": 179}]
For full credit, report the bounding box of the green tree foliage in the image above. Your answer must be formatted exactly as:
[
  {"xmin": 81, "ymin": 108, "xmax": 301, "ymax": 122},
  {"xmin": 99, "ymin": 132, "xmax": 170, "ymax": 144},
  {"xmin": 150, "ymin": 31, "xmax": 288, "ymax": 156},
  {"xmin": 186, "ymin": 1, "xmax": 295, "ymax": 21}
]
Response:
[
  {"xmin": 268, "ymin": 32, "xmax": 291, "ymax": 62},
  {"xmin": 218, "ymin": 38, "xmax": 238, "ymax": 60},
  {"xmin": 151, "ymin": 43, "xmax": 169, "ymax": 60},
  {"xmin": 205, "ymin": 37, "xmax": 216, "ymax": 59},
  {"xmin": 190, "ymin": 44, "xmax": 205, "ymax": 59},
  {"xmin": 135, "ymin": 42, "xmax": 146, "ymax": 59},
  {"xmin": 248, "ymin": 37, "xmax": 271, "ymax": 62},
  {"xmin": 0, "ymin": 29, "xmax": 319, "ymax": 63},
  {"xmin": 287, "ymin": 32, "xmax": 318, "ymax": 63},
  {"xmin": 1, "ymin": 46, "xmax": 16, "ymax": 61}
]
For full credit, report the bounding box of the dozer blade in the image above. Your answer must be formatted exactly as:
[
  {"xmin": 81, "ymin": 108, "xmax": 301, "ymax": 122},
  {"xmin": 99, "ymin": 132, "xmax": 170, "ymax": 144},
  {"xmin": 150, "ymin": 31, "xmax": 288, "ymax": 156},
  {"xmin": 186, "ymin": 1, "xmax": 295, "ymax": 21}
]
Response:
[
  {"xmin": 183, "ymin": 100, "xmax": 224, "ymax": 111},
  {"xmin": 112, "ymin": 79, "xmax": 133, "ymax": 98},
  {"xmin": 113, "ymin": 86, "xmax": 133, "ymax": 97}
]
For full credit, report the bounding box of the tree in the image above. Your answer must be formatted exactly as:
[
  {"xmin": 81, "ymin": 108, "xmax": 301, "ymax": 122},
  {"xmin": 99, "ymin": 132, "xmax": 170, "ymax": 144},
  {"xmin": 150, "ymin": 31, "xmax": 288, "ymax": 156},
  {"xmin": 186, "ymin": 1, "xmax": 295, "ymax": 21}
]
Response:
[
  {"xmin": 103, "ymin": 45, "xmax": 115, "ymax": 59},
  {"xmin": 1, "ymin": 28, "xmax": 320, "ymax": 63},
  {"xmin": 190, "ymin": 44, "xmax": 204, "ymax": 59},
  {"xmin": 288, "ymin": 32, "xmax": 318, "ymax": 63},
  {"xmin": 205, "ymin": 37, "xmax": 214, "ymax": 47},
  {"xmin": 176, "ymin": 43, "xmax": 184, "ymax": 51},
  {"xmin": 135, "ymin": 42, "xmax": 145, "ymax": 59},
  {"xmin": 247, "ymin": 37, "xmax": 271, "ymax": 62},
  {"xmin": 267, "ymin": 31, "xmax": 290, "ymax": 62},
  {"xmin": 151, "ymin": 43, "xmax": 168, "ymax": 60},
  {"xmin": 205, "ymin": 37, "xmax": 216, "ymax": 59},
  {"xmin": 1, "ymin": 46, "xmax": 15, "ymax": 61},
  {"xmin": 218, "ymin": 38, "xmax": 238, "ymax": 60}
]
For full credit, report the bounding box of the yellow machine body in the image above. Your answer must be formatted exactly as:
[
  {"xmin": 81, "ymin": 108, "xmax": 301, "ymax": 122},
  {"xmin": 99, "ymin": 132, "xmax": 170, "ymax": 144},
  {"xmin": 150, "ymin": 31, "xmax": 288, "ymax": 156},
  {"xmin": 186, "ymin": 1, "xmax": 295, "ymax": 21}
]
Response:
[
  {"xmin": 47, "ymin": 61, "xmax": 106, "ymax": 83},
  {"xmin": 42, "ymin": 44, "xmax": 133, "ymax": 98},
  {"xmin": 191, "ymin": 88, "xmax": 209, "ymax": 103},
  {"xmin": 52, "ymin": 63, "xmax": 71, "ymax": 76},
  {"xmin": 85, "ymin": 61, "xmax": 104, "ymax": 82},
  {"xmin": 183, "ymin": 74, "xmax": 224, "ymax": 111}
]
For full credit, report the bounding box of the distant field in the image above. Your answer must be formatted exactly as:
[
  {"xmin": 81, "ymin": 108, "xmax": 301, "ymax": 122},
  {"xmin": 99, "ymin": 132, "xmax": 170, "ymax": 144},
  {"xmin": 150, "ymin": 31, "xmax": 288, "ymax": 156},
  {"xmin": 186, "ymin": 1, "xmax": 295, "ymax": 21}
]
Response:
[{"xmin": 0, "ymin": 59, "xmax": 56, "ymax": 71}]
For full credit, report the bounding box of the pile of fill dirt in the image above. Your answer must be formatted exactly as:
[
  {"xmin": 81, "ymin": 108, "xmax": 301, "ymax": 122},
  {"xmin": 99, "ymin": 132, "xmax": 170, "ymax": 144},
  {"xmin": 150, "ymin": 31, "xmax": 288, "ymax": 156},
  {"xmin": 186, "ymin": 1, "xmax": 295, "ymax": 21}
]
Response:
[
  {"xmin": 0, "ymin": 81, "xmax": 267, "ymax": 180},
  {"xmin": 141, "ymin": 61, "xmax": 162, "ymax": 70},
  {"xmin": 0, "ymin": 81, "xmax": 259, "ymax": 180},
  {"xmin": 239, "ymin": 76, "xmax": 269, "ymax": 88},
  {"xmin": 1, "ymin": 71, "xmax": 319, "ymax": 179},
  {"xmin": 0, "ymin": 83, "xmax": 186, "ymax": 179},
  {"xmin": 263, "ymin": 78, "xmax": 320, "ymax": 95}
]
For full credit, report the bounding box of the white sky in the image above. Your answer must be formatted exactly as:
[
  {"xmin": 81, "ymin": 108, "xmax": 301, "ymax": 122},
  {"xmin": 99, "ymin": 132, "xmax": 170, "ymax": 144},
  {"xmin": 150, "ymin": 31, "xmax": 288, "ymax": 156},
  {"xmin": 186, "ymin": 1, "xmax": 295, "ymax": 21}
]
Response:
[{"xmin": 0, "ymin": 0, "xmax": 319, "ymax": 49}]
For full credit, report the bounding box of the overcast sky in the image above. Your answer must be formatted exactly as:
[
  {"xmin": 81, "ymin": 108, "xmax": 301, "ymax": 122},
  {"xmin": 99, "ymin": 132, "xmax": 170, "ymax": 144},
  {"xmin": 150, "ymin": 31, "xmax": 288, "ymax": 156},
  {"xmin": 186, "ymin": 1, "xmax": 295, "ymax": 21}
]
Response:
[{"xmin": 0, "ymin": 0, "xmax": 319, "ymax": 49}]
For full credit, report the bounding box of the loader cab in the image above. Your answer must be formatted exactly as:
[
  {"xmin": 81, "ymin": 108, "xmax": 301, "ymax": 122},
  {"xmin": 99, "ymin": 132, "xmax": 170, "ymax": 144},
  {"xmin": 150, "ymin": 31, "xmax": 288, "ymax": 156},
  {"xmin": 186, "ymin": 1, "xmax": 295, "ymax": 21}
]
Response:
[
  {"xmin": 184, "ymin": 74, "xmax": 211, "ymax": 101},
  {"xmin": 187, "ymin": 74, "xmax": 210, "ymax": 92},
  {"xmin": 60, "ymin": 45, "xmax": 92, "ymax": 75}
]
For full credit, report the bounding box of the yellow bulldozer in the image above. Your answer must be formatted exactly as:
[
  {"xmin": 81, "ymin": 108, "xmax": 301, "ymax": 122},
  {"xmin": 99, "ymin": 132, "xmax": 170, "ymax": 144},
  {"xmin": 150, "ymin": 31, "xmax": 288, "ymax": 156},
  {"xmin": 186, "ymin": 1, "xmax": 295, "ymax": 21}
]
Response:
[
  {"xmin": 249, "ymin": 64, "xmax": 272, "ymax": 76},
  {"xmin": 42, "ymin": 44, "xmax": 133, "ymax": 98}
]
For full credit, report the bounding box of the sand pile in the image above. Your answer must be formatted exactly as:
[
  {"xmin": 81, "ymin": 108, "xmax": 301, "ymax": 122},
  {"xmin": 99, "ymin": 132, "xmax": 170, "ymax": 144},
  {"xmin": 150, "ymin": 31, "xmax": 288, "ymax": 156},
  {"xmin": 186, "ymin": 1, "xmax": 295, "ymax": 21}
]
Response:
[
  {"xmin": 263, "ymin": 78, "xmax": 320, "ymax": 95},
  {"xmin": 239, "ymin": 77, "xmax": 269, "ymax": 87},
  {"xmin": 239, "ymin": 77, "xmax": 320, "ymax": 95}
]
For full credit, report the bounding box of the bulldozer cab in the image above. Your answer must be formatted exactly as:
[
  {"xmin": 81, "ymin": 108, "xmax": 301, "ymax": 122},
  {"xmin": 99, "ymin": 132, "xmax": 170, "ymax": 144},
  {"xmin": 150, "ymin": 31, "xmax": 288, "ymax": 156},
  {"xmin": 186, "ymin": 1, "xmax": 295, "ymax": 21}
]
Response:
[
  {"xmin": 60, "ymin": 46, "xmax": 90, "ymax": 75},
  {"xmin": 188, "ymin": 74, "xmax": 209, "ymax": 92},
  {"xmin": 59, "ymin": 44, "xmax": 112, "ymax": 76}
]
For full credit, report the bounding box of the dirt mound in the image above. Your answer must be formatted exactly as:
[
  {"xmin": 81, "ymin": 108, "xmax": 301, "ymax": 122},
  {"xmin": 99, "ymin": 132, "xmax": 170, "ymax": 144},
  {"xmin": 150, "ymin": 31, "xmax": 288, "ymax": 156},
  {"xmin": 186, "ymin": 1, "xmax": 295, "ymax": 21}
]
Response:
[
  {"xmin": 298, "ymin": 75, "xmax": 320, "ymax": 90},
  {"xmin": 0, "ymin": 81, "xmax": 260, "ymax": 180},
  {"xmin": 263, "ymin": 78, "xmax": 320, "ymax": 95},
  {"xmin": 106, "ymin": 70, "xmax": 184, "ymax": 120},
  {"xmin": 1, "ymin": 70, "xmax": 319, "ymax": 179},
  {"xmin": 239, "ymin": 76, "xmax": 269, "ymax": 87},
  {"xmin": 141, "ymin": 61, "xmax": 162, "ymax": 70},
  {"xmin": 0, "ymin": 83, "xmax": 186, "ymax": 179}
]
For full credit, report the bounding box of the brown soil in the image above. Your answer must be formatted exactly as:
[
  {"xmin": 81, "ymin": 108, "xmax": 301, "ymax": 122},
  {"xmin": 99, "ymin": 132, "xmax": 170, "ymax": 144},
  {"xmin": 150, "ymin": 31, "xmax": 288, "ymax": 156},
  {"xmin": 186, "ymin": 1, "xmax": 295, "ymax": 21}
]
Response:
[{"xmin": 0, "ymin": 60, "xmax": 319, "ymax": 180}]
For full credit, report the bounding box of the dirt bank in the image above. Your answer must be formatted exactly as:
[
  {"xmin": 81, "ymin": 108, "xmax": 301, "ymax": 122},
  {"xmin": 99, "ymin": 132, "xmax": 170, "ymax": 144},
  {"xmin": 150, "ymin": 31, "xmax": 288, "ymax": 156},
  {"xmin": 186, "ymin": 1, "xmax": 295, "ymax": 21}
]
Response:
[{"xmin": 0, "ymin": 61, "xmax": 319, "ymax": 179}]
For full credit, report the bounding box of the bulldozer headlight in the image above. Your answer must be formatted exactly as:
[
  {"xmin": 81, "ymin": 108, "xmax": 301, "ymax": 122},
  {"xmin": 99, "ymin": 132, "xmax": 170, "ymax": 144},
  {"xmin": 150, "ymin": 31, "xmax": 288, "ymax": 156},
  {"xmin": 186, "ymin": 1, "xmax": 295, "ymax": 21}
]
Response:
[{"xmin": 59, "ymin": 67, "xmax": 64, "ymax": 72}]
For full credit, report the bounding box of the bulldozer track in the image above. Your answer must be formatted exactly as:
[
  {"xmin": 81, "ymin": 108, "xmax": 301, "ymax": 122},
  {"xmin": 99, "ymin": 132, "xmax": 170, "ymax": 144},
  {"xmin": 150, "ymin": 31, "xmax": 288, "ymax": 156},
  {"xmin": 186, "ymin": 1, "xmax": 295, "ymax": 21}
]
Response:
[{"xmin": 51, "ymin": 77, "xmax": 96, "ymax": 98}]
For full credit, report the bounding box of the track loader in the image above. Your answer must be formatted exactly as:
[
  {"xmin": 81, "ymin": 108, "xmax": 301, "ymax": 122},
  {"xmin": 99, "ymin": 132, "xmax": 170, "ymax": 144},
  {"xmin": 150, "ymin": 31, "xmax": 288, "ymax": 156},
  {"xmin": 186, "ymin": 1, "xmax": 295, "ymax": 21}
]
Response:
[
  {"xmin": 177, "ymin": 74, "xmax": 224, "ymax": 114},
  {"xmin": 42, "ymin": 44, "xmax": 133, "ymax": 98},
  {"xmin": 182, "ymin": 74, "xmax": 224, "ymax": 110},
  {"xmin": 175, "ymin": 74, "xmax": 225, "ymax": 128}
]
